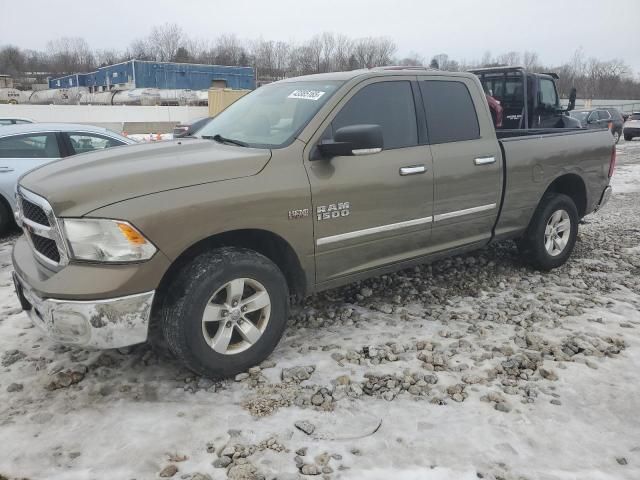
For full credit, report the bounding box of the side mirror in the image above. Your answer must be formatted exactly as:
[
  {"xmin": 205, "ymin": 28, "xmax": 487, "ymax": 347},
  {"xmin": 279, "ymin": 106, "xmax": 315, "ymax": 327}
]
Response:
[
  {"xmin": 317, "ymin": 124, "xmax": 383, "ymax": 159},
  {"xmin": 568, "ymin": 88, "xmax": 577, "ymax": 111}
]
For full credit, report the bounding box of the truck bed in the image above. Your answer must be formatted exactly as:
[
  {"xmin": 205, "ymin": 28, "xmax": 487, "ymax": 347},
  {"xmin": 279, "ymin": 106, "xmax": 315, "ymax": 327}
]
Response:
[{"xmin": 493, "ymin": 128, "xmax": 613, "ymax": 241}]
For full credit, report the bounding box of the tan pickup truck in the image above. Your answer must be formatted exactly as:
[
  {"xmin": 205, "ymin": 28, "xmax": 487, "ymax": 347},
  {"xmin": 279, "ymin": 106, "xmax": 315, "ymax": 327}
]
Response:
[{"xmin": 12, "ymin": 67, "xmax": 615, "ymax": 378}]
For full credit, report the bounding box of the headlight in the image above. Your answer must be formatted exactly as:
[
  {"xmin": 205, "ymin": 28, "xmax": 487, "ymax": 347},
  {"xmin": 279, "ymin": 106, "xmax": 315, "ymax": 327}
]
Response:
[{"xmin": 61, "ymin": 218, "xmax": 157, "ymax": 262}]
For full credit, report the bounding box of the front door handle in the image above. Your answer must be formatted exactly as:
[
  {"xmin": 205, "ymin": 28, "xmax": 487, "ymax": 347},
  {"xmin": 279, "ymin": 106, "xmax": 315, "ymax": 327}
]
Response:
[
  {"xmin": 0, "ymin": 167, "xmax": 14, "ymax": 173},
  {"xmin": 474, "ymin": 156, "xmax": 496, "ymax": 166},
  {"xmin": 400, "ymin": 165, "xmax": 426, "ymax": 176}
]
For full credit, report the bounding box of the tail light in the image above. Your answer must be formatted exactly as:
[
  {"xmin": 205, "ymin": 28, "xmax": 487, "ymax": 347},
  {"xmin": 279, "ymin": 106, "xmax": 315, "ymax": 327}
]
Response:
[
  {"xmin": 608, "ymin": 121, "xmax": 613, "ymax": 131},
  {"xmin": 609, "ymin": 145, "xmax": 616, "ymax": 178}
]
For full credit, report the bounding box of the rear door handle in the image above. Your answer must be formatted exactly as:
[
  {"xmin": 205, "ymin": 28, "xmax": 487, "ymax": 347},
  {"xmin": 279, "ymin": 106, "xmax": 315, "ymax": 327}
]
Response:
[
  {"xmin": 400, "ymin": 165, "xmax": 426, "ymax": 176},
  {"xmin": 0, "ymin": 167, "xmax": 14, "ymax": 173},
  {"xmin": 474, "ymin": 156, "xmax": 496, "ymax": 166}
]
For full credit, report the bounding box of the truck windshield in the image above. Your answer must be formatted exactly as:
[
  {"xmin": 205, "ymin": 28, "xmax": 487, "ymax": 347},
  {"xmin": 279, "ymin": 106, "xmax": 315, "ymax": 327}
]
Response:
[{"xmin": 196, "ymin": 81, "xmax": 343, "ymax": 148}]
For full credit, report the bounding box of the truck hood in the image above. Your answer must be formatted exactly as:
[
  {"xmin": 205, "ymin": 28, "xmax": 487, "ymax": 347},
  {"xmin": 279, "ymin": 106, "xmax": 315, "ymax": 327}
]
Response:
[{"xmin": 19, "ymin": 139, "xmax": 272, "ymax": 216}]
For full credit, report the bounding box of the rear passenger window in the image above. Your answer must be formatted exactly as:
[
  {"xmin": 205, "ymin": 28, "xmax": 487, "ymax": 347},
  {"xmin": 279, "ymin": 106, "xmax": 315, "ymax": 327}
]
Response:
[
  {"xmin": 420, "ymin": 81, "xmax": 480, "ymax": 144},
  {"xmin": 597, "ymin": 110, "xmax": 611, "ymax": 120},
  {"xmin": 0, "ymin": 133, "xmax": 60, "ymax": 159},
  {"xmin": 332, "ymin": 81, "xmax": 418, "ymax": 150},
  {"xmin": 68, "ymin": 133, "xmax": 124, "ymax": 154}
]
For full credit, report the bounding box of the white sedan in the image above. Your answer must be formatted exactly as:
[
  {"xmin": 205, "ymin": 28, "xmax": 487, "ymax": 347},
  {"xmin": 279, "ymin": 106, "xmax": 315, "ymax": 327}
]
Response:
[{"xmin": 0, "ymin": 123, "xmax": 135, "ymax": 234}]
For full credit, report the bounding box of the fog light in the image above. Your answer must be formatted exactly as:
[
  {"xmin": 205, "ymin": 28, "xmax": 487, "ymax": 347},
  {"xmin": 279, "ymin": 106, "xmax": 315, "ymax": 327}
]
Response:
[{"xmin": 51, "ymin": 310, "xmax": 90, "ymax": 341}]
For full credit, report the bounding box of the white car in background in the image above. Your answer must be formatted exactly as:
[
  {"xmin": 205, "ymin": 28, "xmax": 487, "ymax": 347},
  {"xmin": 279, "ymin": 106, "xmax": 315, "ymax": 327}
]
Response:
[
  {"xmin": 623, "ymin": 112, "xmax": 640, "ymax": 141},
  {"xmin": 0, "ymin": 117, "xmax": 34, "ymax": 126},
  {"xmin": 0, "ymin": 123, "xmax": 134, "ymax": 233}
]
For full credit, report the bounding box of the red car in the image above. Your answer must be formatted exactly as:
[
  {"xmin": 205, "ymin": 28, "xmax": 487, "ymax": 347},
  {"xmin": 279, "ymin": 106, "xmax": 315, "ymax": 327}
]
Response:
[{"xmin": 486, "ymin": 94, "xmax": 503, "ymax": 128}]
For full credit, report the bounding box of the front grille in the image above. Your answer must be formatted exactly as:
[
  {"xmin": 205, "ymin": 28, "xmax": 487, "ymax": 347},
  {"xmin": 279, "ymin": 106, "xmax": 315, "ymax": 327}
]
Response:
[
  {"xmin": 30, "ymin": 233, "xmax": 61, "ymax": 263},
  {"xmin": 22, "ymin": 198, "xmax": 50, "ymax": 226},
  {"xmin": 18, "ymin": 189, "xmax": 66, "ymax": 266}
]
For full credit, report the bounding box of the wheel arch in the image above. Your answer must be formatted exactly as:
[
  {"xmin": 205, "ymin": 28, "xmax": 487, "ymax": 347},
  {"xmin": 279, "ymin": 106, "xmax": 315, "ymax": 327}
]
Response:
[
  {"xmin": 155, "ymin": 228, "xmax": 307, "ymax": 303},
  {"xmin": 542, "ymin": 173, "xmax": 587, "ymax": 218}
]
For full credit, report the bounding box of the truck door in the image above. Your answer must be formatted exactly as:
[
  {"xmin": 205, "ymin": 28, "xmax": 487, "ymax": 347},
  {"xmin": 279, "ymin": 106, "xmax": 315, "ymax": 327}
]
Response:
[
  {"xmin": 417, "ymin": 77, "xmax": 502, "ymax": 251},
  {"xmin": 304, "ymin": 78, "xmax": 434, "ymax": 283}
]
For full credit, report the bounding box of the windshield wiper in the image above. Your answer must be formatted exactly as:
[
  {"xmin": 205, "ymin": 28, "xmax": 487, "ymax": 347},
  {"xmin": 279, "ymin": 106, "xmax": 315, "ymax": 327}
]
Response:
[{"xmin": 202, "ymin": 134, "xmax": 249, "ymax": 147}]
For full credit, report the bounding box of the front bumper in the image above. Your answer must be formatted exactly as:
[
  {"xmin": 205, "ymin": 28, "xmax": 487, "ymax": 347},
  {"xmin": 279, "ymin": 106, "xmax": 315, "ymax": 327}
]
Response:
[
  {"xmin": 13, "ymin": 271, "xmax": 154, "ymax": 349},
  {"xmin": 623, "ymin": 127, "xmax": 640, "ymax": 136}
]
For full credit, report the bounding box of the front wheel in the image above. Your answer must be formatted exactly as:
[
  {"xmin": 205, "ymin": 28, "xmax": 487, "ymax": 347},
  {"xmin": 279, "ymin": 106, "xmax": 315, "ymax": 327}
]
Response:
[
  {"xmin": 516, "ymin": 193, "xmax": 579, "ymax": 271},
  {"xmin": 159, "ymin": 247, "xmax": 289, "ymax": 378},
  {"xmin": 0, "ymin": 200, "xmax": 14, "ymax": 236},
  {"xmin": 624, "ymin": 134, "xmax": 633, "ymax": 141}
]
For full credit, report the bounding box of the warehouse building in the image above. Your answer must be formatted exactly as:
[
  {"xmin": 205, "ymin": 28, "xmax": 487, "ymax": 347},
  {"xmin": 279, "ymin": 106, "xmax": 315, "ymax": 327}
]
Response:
[{"xmin": 49, "ymin": 60, "xmax": 255, "ymax": 92}]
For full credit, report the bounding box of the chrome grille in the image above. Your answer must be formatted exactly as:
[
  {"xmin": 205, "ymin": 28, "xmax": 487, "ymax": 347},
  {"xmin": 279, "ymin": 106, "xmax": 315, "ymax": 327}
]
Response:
[
  {"xmin": 31, "ymin": 234, "xmax": 61, "ymax": 263},
  {"xmin": 17, "ymin": 187, "xmax": 68, "ymax": 268},
  {"xmin": 21, "ymin": 197, "xmax": 50, "ymax": 226}
]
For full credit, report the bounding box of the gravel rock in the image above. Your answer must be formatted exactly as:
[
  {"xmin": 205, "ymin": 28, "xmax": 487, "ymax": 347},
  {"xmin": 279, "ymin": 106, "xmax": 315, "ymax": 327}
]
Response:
[
  {"xmin": 45, "ymin": 366, "xmax": 87, "ymax": 391},
  {"xmin": 2, "ymin": 349, "xmax": 27, "ymax": 367},
  {"xmin": 6, "ymin": 382, "xmax": 23, "ymax": 392},
  {"xmin": 159, "ymin": 464, "xmax": 178, "ymax": 477},
  {"xmin": 300, "ymin": 464, "xmax": 321, "ymax": 475},
  {"xmin": 212, "ymin": 456, "xmax": 232, "ymax": 468},
  {"xmin": 294, "ymin": 420, "xmax": 316, "ymax": 435},
  {"xmin": 281, "ymin": 366, "xmax": 315, "ymax": 382}
]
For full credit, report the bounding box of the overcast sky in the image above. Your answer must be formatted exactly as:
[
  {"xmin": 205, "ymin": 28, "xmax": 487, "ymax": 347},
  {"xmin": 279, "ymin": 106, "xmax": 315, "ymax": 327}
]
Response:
[{"xmin": 2, "ymin": 0, "xmax": 639, "ymax": 74}]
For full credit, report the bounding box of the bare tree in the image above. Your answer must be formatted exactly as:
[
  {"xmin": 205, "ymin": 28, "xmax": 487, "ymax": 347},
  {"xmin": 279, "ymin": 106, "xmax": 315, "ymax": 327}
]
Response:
[
  {"xmin": 46, "ymin": 37, "xmax": 94, "ymax": 73},
  {"xmin": 148, "ymin": 23, "xmax": 184, "ymax": 62}
]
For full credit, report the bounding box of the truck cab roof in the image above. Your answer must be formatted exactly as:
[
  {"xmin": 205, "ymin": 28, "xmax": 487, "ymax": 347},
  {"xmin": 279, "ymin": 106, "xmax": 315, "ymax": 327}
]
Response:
[{"xmin": 276, "ymin": 67, "xmax": 479, "ymax": 84}]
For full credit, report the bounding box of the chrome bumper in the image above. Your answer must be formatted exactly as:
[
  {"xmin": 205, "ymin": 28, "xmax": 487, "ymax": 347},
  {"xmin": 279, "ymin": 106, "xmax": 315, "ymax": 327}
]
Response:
[
  {"xmin": 595, "ymin": 185, "xmax": 612, "ymax": 211},
  {"xmin": 13, "ymin": 272, "xmax": 154, "ymax": 349}
]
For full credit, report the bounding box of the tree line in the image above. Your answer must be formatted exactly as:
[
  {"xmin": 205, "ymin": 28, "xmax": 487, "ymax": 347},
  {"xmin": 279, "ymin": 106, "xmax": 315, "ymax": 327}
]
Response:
[{"xmin": 1, "ymin": 23, "xmax": 639, "ymax": 99}]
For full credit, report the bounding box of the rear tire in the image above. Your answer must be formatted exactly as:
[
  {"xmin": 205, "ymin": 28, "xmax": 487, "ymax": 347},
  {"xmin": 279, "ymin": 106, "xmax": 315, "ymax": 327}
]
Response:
[
  {"xmin": 516, "ymin": 193, "xmax": 579, "ymax": 271},
  {"xmin": 159, "ymin": 247, "xmax": 289, "ymax": 378},
  {"xmin": 613, "ymin": 131, "xmax": 620, "ymax": 143}
]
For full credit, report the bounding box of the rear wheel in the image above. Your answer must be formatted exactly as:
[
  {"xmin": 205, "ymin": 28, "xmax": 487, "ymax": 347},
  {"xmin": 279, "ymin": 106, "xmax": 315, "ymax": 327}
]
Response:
[
  {"xmin": 612, "ymin": 131, "xmax": 620, "ymax": 143},
  {"xmin": 159, "ymin": 247, "xmax": 289, "ymax": 378},
  {"xmin": 516, "ymin": 193, "xmax": 579, "ymax": 271}
]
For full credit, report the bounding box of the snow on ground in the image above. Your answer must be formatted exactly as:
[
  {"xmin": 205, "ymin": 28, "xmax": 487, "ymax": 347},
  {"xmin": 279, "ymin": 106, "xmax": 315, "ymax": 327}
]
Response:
[{"xmin": 1, "ymin": 141, "xmax": 640, "ymax": 480}]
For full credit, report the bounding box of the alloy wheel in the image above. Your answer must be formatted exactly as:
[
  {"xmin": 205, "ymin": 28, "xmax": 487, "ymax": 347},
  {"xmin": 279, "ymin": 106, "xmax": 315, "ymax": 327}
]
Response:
[
  {"xmin": 544, "ymin": 209, "xmax": 571, "ymax": 256},
  {"xmin": 201, "ymin": 277, "xmax": 271, "ymax": 355}
]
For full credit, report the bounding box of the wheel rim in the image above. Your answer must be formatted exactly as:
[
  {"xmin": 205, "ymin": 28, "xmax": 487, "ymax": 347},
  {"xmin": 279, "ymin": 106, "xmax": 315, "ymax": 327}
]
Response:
[
  {"xmin": 613, "ymin": 131, "xmax": 620, "ymax": 142},
  {"xmin": 544, "ymin": 209, "xmax": 571, "ymax": 257},
  {"xmin": 201, "ymin": 278, "xmax": 271, "ymax": 355}
]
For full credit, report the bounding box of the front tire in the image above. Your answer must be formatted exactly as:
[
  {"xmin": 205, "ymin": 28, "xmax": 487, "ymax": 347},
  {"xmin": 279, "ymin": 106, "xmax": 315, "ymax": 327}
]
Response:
[
  {"xmin": 517, "ymin": 193, "xmax": 579, "ymax": 271},
  {"xmin": 159, "ymin": 247, "xmax": 289, "ymax": 378},
  {"xmin": 624, "ymin": 134, "xmax": 633, "ymax": 141},
  {"xmin": 0, "ymin": 200, "xmax": 14, "ymax": 236}
]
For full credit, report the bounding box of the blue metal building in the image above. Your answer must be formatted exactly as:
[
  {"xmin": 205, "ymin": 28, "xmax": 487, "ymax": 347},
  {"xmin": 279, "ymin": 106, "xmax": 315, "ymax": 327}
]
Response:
[{"xmin": 49, "ymin": 60, "xmax": 255, "ymax": 91}]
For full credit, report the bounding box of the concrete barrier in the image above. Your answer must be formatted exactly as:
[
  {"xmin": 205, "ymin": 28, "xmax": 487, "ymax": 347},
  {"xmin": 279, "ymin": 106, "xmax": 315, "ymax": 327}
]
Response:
[{"xmin": 0, "ymin": 104, "xmax": 209, "ymax": 133}]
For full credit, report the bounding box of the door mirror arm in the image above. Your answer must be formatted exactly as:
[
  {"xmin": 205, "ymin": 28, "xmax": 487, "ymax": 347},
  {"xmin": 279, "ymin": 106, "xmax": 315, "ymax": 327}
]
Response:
[{"xmin": 315, "ymin": 124, "xmax": 384, "ymax": 160}]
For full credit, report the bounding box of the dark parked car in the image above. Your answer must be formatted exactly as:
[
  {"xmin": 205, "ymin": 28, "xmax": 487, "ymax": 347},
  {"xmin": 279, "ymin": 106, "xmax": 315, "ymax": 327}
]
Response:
[
  {"xmin": 624, "ymin": 112, "xmax": 640, "ymax": 141},
  {"xmin": 569, "ymin": 108, "xmax": 624, "ymax": 143},
  {"xmin": 173, "ymin": 117, "xmax": 212, "ymax": 138}
]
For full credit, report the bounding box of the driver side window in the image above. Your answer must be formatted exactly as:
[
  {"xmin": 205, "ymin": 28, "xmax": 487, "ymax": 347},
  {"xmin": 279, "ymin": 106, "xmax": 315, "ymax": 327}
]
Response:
[
  {"xmin": 331, "ymin": 81, "xmax": 418, "ymax": 150},
  {"xmin": 539, "ymin": 79, "xmax": 558, "ymax": 106}
]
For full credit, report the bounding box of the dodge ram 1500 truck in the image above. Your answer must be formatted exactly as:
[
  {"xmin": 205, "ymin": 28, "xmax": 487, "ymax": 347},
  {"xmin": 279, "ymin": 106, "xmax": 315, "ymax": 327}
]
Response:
[{"xmin": 11, "ymin": 67, "xmax": 615, "ymax": 378}]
